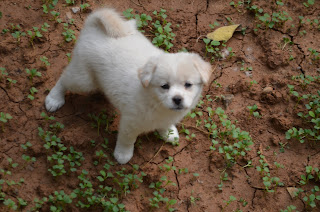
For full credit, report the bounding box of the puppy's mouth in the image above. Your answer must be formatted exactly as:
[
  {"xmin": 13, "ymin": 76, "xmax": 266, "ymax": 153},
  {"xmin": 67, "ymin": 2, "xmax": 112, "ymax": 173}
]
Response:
[{"xmin": 170, "ymin": 106, "xmax": 186, "ymax": 111}]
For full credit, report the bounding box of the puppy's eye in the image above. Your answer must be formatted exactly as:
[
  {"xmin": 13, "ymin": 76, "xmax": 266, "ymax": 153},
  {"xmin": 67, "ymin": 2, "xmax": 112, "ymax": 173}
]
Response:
[
  {"xmin": 161, "ymin": 83, "xmax": 170, "ymax": 90},
  {"xmin": 184, "ymin": 82, "xmax": 192, "ymax": 88}
]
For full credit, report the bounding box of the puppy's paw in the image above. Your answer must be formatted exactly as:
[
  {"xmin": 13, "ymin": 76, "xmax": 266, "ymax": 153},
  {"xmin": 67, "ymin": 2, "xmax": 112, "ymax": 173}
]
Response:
[
  {"xmin": 45, "ymin": 94, "xmax": 65, "ymax": 112},
  {"xmin": 159, "ymin": 125, "xmax": 179, "ymax": 145},
  {"xmin": 114, "ymin": 144, "xmax": 134, "ymax": 164}
]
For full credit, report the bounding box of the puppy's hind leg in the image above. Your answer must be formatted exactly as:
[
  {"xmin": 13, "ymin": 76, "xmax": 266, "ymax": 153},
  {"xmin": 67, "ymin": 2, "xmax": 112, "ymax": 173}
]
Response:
[
  {"xmin": 158, "ymin": 125, "xmax": 179, "ymax": 145},
  {"xmin": 45, "ymin": 61, "xmax": 97, "ymax": 112},
  {"xmin": 114, "ymin": 117, "xmax": 139, "ymax": 164}
]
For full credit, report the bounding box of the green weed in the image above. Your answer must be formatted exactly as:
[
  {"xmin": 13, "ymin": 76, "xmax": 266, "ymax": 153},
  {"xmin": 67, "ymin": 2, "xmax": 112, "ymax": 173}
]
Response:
[
  {"xmin": 6, "ymin": 78, "xmax": 17, "ymax": 88},
  {"xmin": 247, "ymin": 104, "xmax": 261, "ymax": 118},
  {"xmin": 11, "ymin": 30, "xmax": 26, "ymax": 43},
  {"xmin": 151, "ymin": 9, "xmax": 175, "ymax": 51},
  {"xmin": 50, "ymin": 11, "xmax": 62, "ymax": 23},
  {"xmin": 0, "ymin": 67, "xmax": 8, "ymax": 80},
  {"xmin": 62, "ymin": 23, "xmax": 76, "ymax": 43},
  {"xmin": 80, "ymin": 3, "xmax": 90, "ymax": 12},
  {"xmin": 0, "ymin": 112, "xmax": 12, "ymax": 132},
  {"xmin": 26, "ymin": 68, "xmax": 41, "ymax": 85},
  {"xmin": 28, "ymin": 87, "xmax": 38, "ymax": 100},
  {"xmin": 40, "ymin": 56, "xmax": 51, "ymax": 67}
]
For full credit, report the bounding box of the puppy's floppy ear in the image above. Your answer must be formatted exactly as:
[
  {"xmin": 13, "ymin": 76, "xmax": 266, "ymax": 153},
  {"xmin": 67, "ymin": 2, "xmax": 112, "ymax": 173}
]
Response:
[
  {"xmin": 138, "ymin": 56, "xmax": 158, "ymax": 87},
  {"xmin": 191, "ymin": 53, "xmax": 212, "ymax": 85}
]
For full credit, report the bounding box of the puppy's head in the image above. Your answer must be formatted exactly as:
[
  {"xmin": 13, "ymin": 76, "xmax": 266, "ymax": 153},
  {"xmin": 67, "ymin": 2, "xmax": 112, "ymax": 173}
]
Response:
[{"xmin": 138, "ymin": 52, "xmax": 211, "ymax": 111}]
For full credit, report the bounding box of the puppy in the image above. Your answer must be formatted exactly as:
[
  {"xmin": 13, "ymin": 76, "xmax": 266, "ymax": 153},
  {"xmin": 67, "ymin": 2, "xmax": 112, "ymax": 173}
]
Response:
[{"xmin": 45, "ymin": 8, "xmax": 211, "ymax": 164}]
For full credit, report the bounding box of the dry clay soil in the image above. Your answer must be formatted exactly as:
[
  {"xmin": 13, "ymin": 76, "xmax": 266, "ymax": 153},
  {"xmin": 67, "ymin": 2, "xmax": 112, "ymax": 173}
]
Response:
[{"xmin": 0, "ymin": 0, "xmax": 320, "ymax": 211}]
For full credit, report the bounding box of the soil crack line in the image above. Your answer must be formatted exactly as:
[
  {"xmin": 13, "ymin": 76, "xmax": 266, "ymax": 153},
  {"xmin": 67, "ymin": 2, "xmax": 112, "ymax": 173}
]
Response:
[
  {"xmin": 0, "ymin": 86, "xmax": 21, "ymax": 104},
  {"xmin": 173, "ymin": 159, "xmax": 181, "ymax": 200}
]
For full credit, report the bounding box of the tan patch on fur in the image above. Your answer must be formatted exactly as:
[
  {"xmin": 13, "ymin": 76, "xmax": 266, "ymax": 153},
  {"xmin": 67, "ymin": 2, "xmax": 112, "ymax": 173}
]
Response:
[{"xmin": 101, "ymin": 13, "xmax": 126, "ymax": 37}]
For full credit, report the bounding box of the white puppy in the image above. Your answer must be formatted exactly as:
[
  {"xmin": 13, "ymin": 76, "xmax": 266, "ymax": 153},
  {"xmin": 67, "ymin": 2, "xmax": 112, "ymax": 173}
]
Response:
[{"xmin": 45, "ymin": 8, "xmax": 211, "ymax": 164}]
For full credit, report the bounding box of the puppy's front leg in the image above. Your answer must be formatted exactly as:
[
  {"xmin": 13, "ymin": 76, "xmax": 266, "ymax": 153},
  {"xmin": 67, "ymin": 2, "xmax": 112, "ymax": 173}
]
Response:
[
  {"xmin": 158, "ymin": 125, "xmax": 179, "ymax": 144},
  {"xmin": 114, "ymin": 119, "xmax": 139, "ymax": 164}
]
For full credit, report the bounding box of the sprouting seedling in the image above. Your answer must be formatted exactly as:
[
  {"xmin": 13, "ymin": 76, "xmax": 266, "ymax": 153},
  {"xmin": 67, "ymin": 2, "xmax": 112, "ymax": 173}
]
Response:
[
  {"xmin": 222, "ymin": 195, "xmax": 237, "ymax": 212},
  {"xmin": 6, "ymin": 78, "xmax": 17, "ymax": 88},
  {"xmin": 209, "ymin": 21, "xmax": 220, "ymax": 29},
  {"xmin": 65, "ymin": 0, "xmax": 75, "ymax": 5},
  {"xmin": 229, "ymin": 1, "xmax": 244, "ymax": 13},
  {"xmin": 22, "ymin": 154, "xmax": 36, "ymax": 165},
  {"xmin": 50, "ymin": 11, "xmax": 62, "ymax": 23},
  {"xmin": 11, "ymin": 31, "xmax": 26, "ymax": 43},
  {"xmin": 298, "ymin": 16, "xmax": 304, "ymax": 25},
  {"xmin": 9, "ymin": 23, "xmax": 21, "ymax": 32},
  {"xmin": 26, "ymin": 68, "xmax": 41, "ymax": 84},
  {"xmin": 248, "ymin": 80, "xmax": 257, "ymax": 89},
  {"xmin": 287, "ymin": 84, "xmax": 309, "ymax": 108},
  {"xmin": 0, "ymin": 67, "xmax": 8, "ymax": 80},
  {"xmin": 21, "ymin": 141, "xmax": 32, "ymax": 150},
  {"xmin": 3, "ymin": 199, "xmax": 17, "ymax": 210},
  {"xmin": 276, "ymin": 0, "xmax": 284, "ymax": 6},
  {"xmin": 66, "ymin": 53, "xmax": 72, "ymax": 62},
  {"xmin": 88, "ymin": 110, "xmax": 115, "ymax": 135},
  {"xmin": 7, "ymin": 158, "xmax": 18, "ymax": 169},
  {"xmin": 80, "ymin": 3, "xmax": 90, "ymax": 12},
  {"xmin": 303, "ymin": 0, "xmax": 315, "ymax": 8},
  {"xmin": 27, "ymin": 27, "xmax": 43, "ymax": 47},
  {"xmin": 41, "ymin": 112, "xmax": 55, "ymax": 121},
  {"xmin": 289, "ymin": 55, "xmax": 294, "ymax": 61},
  {"xmin": 40, "ymin": 56, "xmax": 50, "ymax": 67},
  {"xmin": 218, "ymin": 171, "xmax": 229, "ymax": 190},
  {"xmin": 274, "ymin": 162, "xmax": 284, "ymax": 169},
  {"xmin": 41, "ymin": 22, "xmax": 50, "ymax": 32},
  {"xmin": 17, "ymin": 198, "xmax": 28, "ymax": 209},
  {"xmin": 123, "ymin": 8, "xmax": 134, "ymax": 19},
  {"xmin": 299, "ymin": 30, "xmax": 307, "ymax": 36},
  {"xmin": 247, "ymin": 104, "xmax": 261, "ymax": 118},
  {"xmin": 203, "ymin": 38, "xmax": 222, "ymax": 62},
  {"xmin": 151, "ymin": 9, "xmax": 175, "ymax": 52},
  {"xmin": 28, "ymin": 87, "xmax": 38, "ymax": 100},
  {"xmin": 62, "ymin": 23, "xmax": 76, "ymax": 43},
  {"xmin": 258, "ymin": 13, "xmax": 274, "ymax": 29},
  {"xmin": 0, "ymin": 112, "xmax": 12, "ymax": 132},
  {"xmin": 281, "ymin": 37, "xmax": 293, "ymax": 50},
  {"xmin": 308, "ymin": 48, "xmax": 320, "ymax": 62},
  {"xmin": 135, "ymin": 13, "xmax": 152, "ymax": 31},
  {"xmin": 292, "ymin": 74, "xmax": 316, "ymax": 89}
]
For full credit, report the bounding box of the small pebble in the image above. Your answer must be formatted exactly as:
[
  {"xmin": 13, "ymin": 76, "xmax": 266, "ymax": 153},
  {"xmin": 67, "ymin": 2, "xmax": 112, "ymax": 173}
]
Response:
[
  {"xmin": 71, "ymin": 7, "xmax": 80, "ymax": 14},
  {"xmin": 245, "ymin": 71, "xmax": 252, "ymax": 77},
  {"xmin": 262, "ymin": 86, "xmax": 273, "ymax": 93},
  {"xmin": 222, "ymin": 94, "xmax": 234, "ymax": 108},
  {"xmin": 65, "ymin": 12, "xmax": 72, "ymax": 22}
]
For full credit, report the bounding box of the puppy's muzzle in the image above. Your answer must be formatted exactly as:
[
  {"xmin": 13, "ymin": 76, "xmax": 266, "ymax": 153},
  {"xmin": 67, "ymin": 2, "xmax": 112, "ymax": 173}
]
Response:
[{"xmin": 172, "ymin": 95, "xmax": 184, "ymax": 110}]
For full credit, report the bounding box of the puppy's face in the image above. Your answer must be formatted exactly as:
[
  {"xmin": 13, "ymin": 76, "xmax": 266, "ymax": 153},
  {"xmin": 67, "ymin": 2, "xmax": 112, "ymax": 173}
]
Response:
[{"xmin": 139, "ymin": 53, "xmax": 211, "ymax": 111}]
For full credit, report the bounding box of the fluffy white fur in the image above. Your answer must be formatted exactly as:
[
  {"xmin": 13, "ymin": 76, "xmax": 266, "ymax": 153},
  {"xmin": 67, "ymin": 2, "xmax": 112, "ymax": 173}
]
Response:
[{"xmin": 45, "ymin": 8, "xmax": 212, "ymax": 164}]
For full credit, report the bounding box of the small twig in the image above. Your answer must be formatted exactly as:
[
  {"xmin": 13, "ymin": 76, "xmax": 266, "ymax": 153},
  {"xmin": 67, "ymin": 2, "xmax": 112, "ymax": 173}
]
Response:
[
  {"xmin": 130, "ymin": 0, "xmax": 143, "ymax": 7},
  {"xmin": 178, "ymin": 123, "xmax": 210, "ymax": 136},
  {"xmin": 196, "ymin": 35, "xmax": 206, "ymax": 43},
  {"xmin": 141, "ymin": 142, "xmax": 165, "ymax": 169}
]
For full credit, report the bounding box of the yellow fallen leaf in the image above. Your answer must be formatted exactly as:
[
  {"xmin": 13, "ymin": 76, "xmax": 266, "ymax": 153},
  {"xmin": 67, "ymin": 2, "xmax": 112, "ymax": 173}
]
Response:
[
  {"xmin": 286, "ymin": 187, "xmax": 299, "ymax": 199},
  {"xmin": 207, "ymin": 24, "xmax": 240, "ymax": 41}
]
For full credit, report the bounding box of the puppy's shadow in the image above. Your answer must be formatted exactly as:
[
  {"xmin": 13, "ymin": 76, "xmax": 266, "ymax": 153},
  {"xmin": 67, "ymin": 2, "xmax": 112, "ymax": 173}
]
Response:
[
  {"xmin": 55, "ymin": 92, "xmax": 115, "ymax": 119},
  {"xmin": 51, "ymin": 92, "xmax": 167, "ymax": 165}
]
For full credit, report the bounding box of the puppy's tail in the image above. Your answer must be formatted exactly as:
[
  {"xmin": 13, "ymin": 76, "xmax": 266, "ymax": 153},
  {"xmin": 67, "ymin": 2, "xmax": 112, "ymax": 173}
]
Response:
[{"xmin": 85, "ymin": 8, "xmax": 136, "ymax": 38}]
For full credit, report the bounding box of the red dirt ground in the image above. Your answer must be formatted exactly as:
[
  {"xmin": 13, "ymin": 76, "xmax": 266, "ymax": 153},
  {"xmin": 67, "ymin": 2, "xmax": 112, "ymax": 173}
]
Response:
[{"xmin": 0, "ymin": 0, "xmax": 320, "ymax": 211}]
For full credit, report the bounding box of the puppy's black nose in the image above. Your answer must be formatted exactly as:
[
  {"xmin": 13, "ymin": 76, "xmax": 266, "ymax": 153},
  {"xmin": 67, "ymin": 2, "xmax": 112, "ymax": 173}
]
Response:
[{"xmin": 172, "ymin": 96, "xmax": 182, "ymax": 105}]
